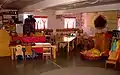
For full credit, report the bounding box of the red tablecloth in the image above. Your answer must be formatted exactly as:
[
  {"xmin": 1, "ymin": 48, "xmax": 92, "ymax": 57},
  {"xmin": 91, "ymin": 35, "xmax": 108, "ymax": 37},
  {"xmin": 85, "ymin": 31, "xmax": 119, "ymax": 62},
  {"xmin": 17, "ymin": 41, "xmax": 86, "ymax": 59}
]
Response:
[
  {"xmin": 11, "ymin": 36, "xmax": 46, "ymax": 54},
  {"xmin": 33, "ymin": 47, "xmax": 43, "ymax": 53},
  {"xmin": 12, "ymin": 36, "xmax": 46, "ymax": 43}
]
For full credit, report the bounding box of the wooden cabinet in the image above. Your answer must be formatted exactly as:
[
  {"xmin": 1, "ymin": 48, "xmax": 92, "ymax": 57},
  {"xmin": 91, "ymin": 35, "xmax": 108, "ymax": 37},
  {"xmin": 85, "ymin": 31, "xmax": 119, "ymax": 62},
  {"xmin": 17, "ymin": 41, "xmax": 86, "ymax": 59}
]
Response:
[
  {"xmin": 95, "ymin": 33, "xmax": 112, "ymax": 52},
  {"xmin": 0, "ymin": 30, "xmax": 10, "ymax": 56}
]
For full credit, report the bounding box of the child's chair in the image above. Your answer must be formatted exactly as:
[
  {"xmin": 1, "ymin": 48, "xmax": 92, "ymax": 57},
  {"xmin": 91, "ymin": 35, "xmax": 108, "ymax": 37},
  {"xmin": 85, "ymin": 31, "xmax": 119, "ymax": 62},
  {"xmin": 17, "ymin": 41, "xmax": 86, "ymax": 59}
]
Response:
[
  {"xmin": 105, "ymin": 51, "xmax": 119, "ymax": 69},
  {"xmin": 15, "ymin": 45, "xmax": 24, "ymax": 60},
  {"xmin": 25, "ymin": 45, "xmax": 33, "ymax": 59},
  {"xmin": 43, "ymin": 48, "xmax": 52, "ymax": 60}
]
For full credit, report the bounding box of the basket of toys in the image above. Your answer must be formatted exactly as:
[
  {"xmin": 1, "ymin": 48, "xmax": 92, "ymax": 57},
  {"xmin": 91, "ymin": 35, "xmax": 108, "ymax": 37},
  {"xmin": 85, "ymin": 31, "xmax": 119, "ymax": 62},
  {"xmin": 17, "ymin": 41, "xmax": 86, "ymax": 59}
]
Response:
[{"xmin": 80, "ymin": 48, "xmax": 102, "ymax": 60}]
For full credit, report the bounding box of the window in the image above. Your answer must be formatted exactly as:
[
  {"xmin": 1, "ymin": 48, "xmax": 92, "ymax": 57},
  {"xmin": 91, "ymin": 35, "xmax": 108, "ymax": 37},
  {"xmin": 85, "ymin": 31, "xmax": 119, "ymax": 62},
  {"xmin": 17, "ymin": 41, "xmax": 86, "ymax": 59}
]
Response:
[
  {"xmin": 34, "ymin": 16, "xmax": 48, "ymax": 30},
  {"xmin": 64, "ymin": 17, "xmax": 76, "ymax": 28},
  {"xmin": 23, "ymin": 14, "xmax": 30, "ymax": 20}
]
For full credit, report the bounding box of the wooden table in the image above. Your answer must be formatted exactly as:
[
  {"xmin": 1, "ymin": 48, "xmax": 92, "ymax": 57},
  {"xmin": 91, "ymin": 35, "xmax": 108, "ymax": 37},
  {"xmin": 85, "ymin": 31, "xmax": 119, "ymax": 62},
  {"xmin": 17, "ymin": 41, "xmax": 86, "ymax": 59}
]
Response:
[
  {"xmin": 9, "ymin": 43, "xmax": 57, "ymax": 60},
  {"xmin": 58, "ymin": 36, "xmax": 76, "ymax": 53},
  {"xmin": 64, "ymin": 36, "xmax": 76, "ymax": 52}
]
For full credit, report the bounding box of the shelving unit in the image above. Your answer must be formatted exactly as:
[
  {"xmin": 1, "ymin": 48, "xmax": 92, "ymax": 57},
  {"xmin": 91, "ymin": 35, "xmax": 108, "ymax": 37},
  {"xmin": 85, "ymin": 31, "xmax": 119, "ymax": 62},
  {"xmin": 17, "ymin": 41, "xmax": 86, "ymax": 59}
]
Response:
[{"xmin": 0, "ymin": 9, "xmax": 18, "ymax": 25}]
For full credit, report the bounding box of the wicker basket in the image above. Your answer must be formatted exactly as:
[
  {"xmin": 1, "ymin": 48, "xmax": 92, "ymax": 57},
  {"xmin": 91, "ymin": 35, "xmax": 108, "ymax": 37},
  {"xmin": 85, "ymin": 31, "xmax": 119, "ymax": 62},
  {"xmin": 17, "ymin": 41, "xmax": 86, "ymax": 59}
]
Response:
[{"xmin": 80, "ymin": 52, "xmax": 101, "ymax": 60}]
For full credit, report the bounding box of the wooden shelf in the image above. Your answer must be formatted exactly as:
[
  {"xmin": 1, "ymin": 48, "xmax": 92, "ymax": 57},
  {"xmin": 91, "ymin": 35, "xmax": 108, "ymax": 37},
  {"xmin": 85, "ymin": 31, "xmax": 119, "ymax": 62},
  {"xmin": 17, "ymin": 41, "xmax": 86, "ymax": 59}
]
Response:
[{"xmin": 2, "ymin": 13, "xmax": 17, "ymax": 15}]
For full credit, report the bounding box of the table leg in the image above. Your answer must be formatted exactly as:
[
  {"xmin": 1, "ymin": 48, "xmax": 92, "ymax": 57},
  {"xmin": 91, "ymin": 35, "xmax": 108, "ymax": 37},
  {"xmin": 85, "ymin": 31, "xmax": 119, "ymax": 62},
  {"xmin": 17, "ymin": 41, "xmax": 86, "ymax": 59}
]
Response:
[
  {"xmin": 23, "ymin": 51, "xmax": 25, "ymax": 60},
  {"xmin": 10, "ymin": 48, "xmax": 14, "ymax": 60},
  {"xmin": 11, "ymin": 48, "xmax": 15, "ymax": 60},
  {"xmin": 72, "ymin": 41, "xmax": 74, "ymax": 50},
  {"xmin": 58, "ymin": 42, "xmax": 60, "ymax": 53},
  {"xmin": 52, "ymin": 46, "xmax": 56, "ymax": 59},
  {"xmin": 13, "ymin": 48, "xmax": 16, "ymax": 60},
  {"xmin": 67, "ymin": 42, "xmax": 70, "ymax": 53}
]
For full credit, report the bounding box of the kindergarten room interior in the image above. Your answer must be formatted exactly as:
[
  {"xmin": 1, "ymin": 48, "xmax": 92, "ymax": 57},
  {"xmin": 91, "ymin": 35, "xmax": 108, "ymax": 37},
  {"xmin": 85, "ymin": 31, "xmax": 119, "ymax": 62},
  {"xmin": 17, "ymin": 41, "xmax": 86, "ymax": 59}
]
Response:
[{"xmin": 0, "ymin": 0, "xmax": 120, "ymax": 75}]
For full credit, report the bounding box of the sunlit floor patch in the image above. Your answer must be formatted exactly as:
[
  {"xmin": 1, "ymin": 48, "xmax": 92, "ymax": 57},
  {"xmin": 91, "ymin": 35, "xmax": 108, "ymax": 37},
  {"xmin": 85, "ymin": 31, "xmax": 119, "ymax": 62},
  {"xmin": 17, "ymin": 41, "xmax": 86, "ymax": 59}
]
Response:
[{"xmin": 40, "ymin": 67, "xmax": 120, "ymax": 75}]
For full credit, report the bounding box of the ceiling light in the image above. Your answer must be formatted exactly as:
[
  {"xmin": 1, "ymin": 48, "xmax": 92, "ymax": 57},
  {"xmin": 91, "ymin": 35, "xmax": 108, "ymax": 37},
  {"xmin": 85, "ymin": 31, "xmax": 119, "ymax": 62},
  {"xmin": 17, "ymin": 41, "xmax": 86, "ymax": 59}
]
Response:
[
  {"xmin": 62, "ymin": 8, "xmax": 67, "ymax": 9},
  {"xmin": 85, "ymin": 0, "xmax": 103, "ymax": 4},
  {"xmin": 69, "ymin": 0, "xmax": 87, "ymax": 3}
]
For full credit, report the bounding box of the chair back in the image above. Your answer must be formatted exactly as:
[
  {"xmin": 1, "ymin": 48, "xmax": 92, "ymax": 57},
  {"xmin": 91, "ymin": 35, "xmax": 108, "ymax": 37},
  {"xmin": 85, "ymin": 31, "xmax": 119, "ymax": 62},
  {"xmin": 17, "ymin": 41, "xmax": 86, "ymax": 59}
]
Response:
[
  {"xmin": 16, "ymin": 45, "xmax": 23, "ymax": 56},
  {"xmin": 25, "ymin": 45, "xmax": 32, "ymax": 55},
  {"xmin": 43, "ymin": 48, "xmax": 51, "ymax": 53},
  {"xmin": 108, "ymin": 51, "xmax": 118, "ymax": 60}
]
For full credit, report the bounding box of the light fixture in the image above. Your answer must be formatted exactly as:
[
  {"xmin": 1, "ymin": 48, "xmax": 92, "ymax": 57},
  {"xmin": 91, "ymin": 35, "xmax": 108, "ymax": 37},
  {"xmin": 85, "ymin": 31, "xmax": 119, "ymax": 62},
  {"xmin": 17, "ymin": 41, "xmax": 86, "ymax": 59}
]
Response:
[{"xmin": 85, "ymin": 0, "xmax": 103, "ymax": 4}]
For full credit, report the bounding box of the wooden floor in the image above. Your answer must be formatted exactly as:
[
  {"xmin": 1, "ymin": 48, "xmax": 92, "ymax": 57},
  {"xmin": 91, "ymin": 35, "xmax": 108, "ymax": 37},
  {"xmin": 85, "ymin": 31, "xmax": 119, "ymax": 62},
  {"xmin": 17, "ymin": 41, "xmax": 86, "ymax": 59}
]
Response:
[{"xmin": 0, "ymin": 47, "xmax": 120, "ymax": 75}]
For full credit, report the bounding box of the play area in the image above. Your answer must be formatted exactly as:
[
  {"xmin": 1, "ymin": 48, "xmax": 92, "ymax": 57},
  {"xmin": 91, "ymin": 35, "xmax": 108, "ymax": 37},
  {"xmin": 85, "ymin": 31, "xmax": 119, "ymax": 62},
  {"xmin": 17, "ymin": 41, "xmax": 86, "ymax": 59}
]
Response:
[
  {"xmin": 0, "ymin": 10, "xmax": 119, "ymax": 70},
  {"xmin": 0, "ymin": 0, "xmax": 120, "ymax": 75}
]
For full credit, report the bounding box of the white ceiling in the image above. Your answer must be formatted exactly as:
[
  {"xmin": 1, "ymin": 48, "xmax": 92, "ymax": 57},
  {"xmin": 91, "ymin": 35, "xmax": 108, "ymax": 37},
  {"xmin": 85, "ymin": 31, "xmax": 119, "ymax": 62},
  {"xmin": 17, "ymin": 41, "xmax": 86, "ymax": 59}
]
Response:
[
  {"xmin": 0, "ymin": 0, "xmax": 119, "ymax": 13},
  {"xmin": 0, "ymin": 0, "xmax": 45, "ymax": 9},
  {"xmin": 21, "ymin": 0, "xmax": 120, "ymax": 13},
  {"xmin": 43, "ymin": 0, "xmax": 120, "ymax": 10}
]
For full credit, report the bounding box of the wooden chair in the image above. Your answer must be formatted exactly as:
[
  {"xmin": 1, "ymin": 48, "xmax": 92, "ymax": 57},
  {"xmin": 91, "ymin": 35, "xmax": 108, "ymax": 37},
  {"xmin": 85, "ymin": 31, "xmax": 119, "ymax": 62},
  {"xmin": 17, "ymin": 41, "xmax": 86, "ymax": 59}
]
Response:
[
  {"xmin": 15, "ymin": 45, "xmax": 24, "ymax": 60},
  {"xmin": 43, "ymin": 48, "xmax": 52, "ymax": 60},
  {"xmin": 25, "ymin": 45, "xmax": 33, "ymax": 59},
  {"xmin": 105, "ymin": 51, "xmax": 119, "ymax": 69}
]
